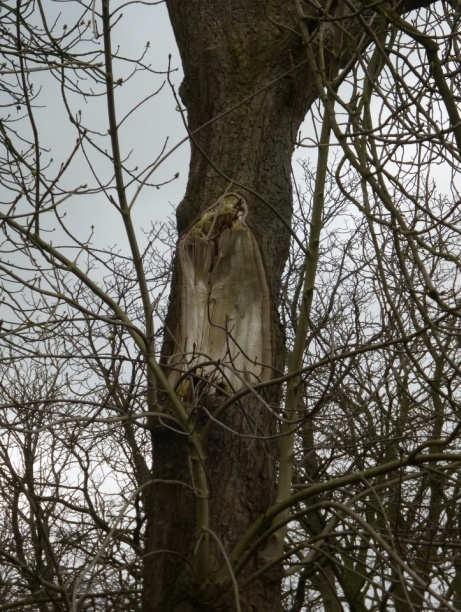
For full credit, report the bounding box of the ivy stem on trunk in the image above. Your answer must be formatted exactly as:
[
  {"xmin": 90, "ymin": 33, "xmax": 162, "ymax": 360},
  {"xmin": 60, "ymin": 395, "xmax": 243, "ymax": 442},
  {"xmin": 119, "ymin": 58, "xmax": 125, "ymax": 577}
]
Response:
[
  {"xmin": 275, "ymin": 95, "xmax": 333, "ymax": 552},
  {"xmin": 101, "ymin": 0, "xmax": 212, "ymax": 581}
]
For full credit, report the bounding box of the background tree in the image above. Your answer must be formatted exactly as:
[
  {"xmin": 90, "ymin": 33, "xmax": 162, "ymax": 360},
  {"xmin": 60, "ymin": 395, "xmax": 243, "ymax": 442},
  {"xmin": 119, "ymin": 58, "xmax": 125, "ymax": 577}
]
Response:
[{"xmin": 0, "ymin": 0, "xmax": 460, "ymax": 610}]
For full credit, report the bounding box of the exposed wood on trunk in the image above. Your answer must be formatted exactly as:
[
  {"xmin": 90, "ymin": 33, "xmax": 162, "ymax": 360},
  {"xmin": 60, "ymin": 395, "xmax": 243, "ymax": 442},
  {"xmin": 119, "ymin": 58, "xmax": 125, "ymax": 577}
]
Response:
[{"xmin": 169, "ymin": 192, "xmax": 272, "ymax": 393}]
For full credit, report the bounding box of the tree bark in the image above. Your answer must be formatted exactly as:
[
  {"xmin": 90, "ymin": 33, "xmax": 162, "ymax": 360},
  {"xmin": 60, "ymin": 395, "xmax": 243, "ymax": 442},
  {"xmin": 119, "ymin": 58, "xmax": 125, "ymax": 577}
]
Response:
[
  {"xmin": 142, "ymin": 1, "xmax": 438, "ymax": 610},
  {"xmin": 142, "ymin": 3, "xmax": 310, "ymax": 610}
]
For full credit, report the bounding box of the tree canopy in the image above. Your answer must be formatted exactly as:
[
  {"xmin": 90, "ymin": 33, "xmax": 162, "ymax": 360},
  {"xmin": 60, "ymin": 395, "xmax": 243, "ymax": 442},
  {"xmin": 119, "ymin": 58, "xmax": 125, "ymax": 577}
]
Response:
[{"xmin": 0, "ymin": 1, "xmax": 460, "ymax": 610}]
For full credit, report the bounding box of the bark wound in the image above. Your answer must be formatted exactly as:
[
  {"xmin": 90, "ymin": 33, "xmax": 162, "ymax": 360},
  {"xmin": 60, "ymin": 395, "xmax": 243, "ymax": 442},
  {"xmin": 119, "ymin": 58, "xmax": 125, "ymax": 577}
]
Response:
[{"xmin": 169, "ymin": 192, "xmax": 272, "ymax": 392}]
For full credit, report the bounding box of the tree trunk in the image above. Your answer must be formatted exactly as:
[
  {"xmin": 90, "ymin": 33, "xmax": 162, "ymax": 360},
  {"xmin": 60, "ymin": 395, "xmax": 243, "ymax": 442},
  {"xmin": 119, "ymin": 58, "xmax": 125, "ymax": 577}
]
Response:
[
  {"xmin": 142, "ymin": 3, "xmax": 310, "ymax": 610},
  {"xmin": 142, "ymin": 1, "xmax": 436, "ymax": 610}
]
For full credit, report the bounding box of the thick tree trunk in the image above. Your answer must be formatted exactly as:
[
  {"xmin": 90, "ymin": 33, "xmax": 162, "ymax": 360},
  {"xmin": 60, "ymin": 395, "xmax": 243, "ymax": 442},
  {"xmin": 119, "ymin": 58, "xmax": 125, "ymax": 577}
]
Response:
[
  {"xmin": 142, "ymin": 1, "xmax": 436, "ymax": 610},
  {"xmin": 142, "ymin": 3, "xmax": 310, "ymax": 610}
]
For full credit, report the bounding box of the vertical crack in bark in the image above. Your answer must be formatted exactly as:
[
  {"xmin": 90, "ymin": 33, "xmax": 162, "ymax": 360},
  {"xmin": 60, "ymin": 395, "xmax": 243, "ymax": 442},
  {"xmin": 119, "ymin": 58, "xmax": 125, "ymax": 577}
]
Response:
[{"xmin": 169, "ymin": 192, "xmax": 272, "ymax": 393}]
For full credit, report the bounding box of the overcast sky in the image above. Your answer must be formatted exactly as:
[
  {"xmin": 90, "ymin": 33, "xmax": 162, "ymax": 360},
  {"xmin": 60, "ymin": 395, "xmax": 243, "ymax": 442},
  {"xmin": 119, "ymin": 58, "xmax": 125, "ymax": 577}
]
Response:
[
  {"xmin": 12, "ymin": 1, "xmax": 189, "ymax": 254},
  {"xmin": 3, "ymin": 1, "xmax": 454, "ymax": 265},
  {"xmin": 16, "ymin": 1, "xmax": 323, "ymax": 258}
]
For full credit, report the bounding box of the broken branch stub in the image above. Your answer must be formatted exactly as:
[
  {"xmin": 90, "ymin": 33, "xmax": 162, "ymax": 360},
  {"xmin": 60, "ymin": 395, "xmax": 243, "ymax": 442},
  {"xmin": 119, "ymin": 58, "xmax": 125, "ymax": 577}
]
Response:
[{"xmin": 169, "ymin": 193, "xmax": 272, "ymax": 393}]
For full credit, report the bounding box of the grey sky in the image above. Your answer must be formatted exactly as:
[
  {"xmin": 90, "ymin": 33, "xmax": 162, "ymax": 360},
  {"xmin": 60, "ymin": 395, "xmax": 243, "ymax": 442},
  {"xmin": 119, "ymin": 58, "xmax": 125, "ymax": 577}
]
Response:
[
  {"xmin": 2, "ymin": 0, "xmax": 456, "ymax": 270},
  {"xmin": 8, "ymin": 1, "xmax": 189, "ymax": 254}
]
